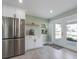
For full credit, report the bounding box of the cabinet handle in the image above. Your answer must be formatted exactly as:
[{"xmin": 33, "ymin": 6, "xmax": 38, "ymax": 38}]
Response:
[{"xmin": 34, "ymin": 39, "xmax": 36, "ymax": 42}]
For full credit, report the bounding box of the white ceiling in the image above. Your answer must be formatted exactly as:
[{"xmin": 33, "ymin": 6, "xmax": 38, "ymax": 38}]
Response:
[{"xmin": 2, "ymin": 0, "xmax": 77, "ymax": 19}]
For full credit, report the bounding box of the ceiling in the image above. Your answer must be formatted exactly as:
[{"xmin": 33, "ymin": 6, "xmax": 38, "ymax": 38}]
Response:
[{"xmin": 2, "ymin": 0, "xmax": 77, "ymax": 19}]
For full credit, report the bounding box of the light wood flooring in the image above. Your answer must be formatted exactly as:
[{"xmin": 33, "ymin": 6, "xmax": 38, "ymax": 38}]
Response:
[{"xmin": 10, "ymin": 46, "xmax": 77, "ymax": 59}]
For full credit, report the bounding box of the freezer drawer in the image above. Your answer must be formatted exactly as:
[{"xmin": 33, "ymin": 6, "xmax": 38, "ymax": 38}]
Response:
[
  {"xmin": 14, "ymin": 38, "xmax": 25, "ymax": 56},
  {"xmin": 2, "ymin": 39, "xmax": 14, "ymax": 58}
]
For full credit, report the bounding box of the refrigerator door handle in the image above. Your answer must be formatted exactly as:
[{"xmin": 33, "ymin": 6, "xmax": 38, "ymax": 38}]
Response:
[{"xmin": 14, "ymin": 18, "xmax": 17, "ymax": 37}]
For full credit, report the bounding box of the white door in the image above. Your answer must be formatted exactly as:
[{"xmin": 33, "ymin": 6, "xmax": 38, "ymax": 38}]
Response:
[{"xmin": 52, "ymin": 19, "xmax": 66, "ymax": 45}]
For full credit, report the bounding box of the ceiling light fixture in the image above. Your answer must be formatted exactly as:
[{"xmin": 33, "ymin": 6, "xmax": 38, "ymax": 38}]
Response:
[
  {"xmin": 19, "ymin": 0, "xmax": 23, "ymax": 3},
  {"xmin": 50, "ymin": 10, "xmax": 53, "ymax": 13}
]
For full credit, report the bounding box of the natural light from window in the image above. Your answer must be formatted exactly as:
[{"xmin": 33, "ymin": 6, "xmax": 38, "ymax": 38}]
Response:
[
  {"xmin": 66, "ymin": 23, "xmax": 77, "ymax": 41},
  {"xmin": 55, "ymin": 24, "xmax": 62, "ymax": 39}
]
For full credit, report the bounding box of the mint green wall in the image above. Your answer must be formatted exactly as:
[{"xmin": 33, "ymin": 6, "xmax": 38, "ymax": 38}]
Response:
[{"xmin": 26, "ymin": 15, "xmax": 48, "ymax": 26}]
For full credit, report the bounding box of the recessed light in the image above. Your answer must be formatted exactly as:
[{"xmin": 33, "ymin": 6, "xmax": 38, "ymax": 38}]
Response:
[
  {"xmin": 19, "ymin": 0, "xmax": 23, "ymax": 3},
  {"xmin": 50, "ymin": 10, "xmax": 53, "ymax": 13}
]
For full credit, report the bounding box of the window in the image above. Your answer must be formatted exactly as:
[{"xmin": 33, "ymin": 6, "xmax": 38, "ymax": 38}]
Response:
[
  {"xmin": 55, "ymin": 24, "xmax": 62, "ymax": 39},
  {"xmin": 66, "ymin": 23, "xmax": 77, "ymax": 42}
]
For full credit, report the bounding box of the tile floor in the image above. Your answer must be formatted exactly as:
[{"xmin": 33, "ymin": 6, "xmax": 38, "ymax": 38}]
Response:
[{"xmin": 10, "ymin": 46, "xmax": 77, "ymax": 59}]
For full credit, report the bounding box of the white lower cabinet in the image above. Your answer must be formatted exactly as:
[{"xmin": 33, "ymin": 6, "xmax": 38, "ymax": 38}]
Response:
[
  {"xmin": 27, "ymin": 36, "xmax": 34, "ymax": 50},
  {"xmin": 25, "ymin": 36, "xmax": 43, "ymax": 50},
  {"xmin": 35, "ymin": 37, "xmax": 43, "ymax": 48}
]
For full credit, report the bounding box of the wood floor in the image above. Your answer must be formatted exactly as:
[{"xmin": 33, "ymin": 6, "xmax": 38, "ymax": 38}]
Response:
[{"xmin": 10, "ymin": 46, "xmax": 77, "ymax": 59}]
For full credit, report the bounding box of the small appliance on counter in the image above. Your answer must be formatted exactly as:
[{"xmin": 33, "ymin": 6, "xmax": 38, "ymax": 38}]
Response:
[{"xmin": 29, "ymin": 29, "xmax": 35, "ymax": 35}]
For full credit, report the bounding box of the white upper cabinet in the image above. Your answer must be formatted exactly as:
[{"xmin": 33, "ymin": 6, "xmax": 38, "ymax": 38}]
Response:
[
  {"xmin": 2, "ymin": 6, "xmax": 16, "ymax": 17},
  {"xmin": 15, "ymin": 9, "xmax": 25, "ymax": 19},
  {"xmin": 2, "ymin": 5, "xmax": 26, "ymax": 19}
]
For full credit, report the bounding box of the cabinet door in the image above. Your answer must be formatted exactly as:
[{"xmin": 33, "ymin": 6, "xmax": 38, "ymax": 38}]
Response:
[
  {"xmin": 34, "ymin": 36, "xmax": 43, "ymax": 48},
  {"xmin": 2, "ymin": 6, "xmax": 16, "ymax": 17},
  {"xmin": 26, "ymin": 36, "xmax": 43, "ymax": 50},
  {"xmin": 27, "ymin": 36, "xmax": 35, "ymax": 50},
  {"xmin": 15, "ymin": 9, "xmax": 25, "ymax": 19}
]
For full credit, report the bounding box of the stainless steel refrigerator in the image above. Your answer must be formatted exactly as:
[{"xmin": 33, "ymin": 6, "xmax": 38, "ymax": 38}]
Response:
[{"xmin": 2, "ymin": 17, "xmax": 25, "ymax": 59}]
